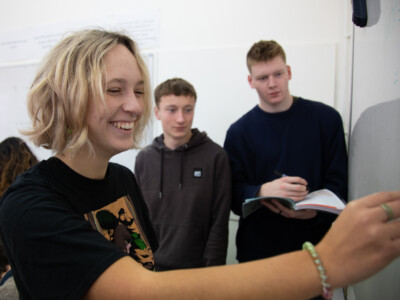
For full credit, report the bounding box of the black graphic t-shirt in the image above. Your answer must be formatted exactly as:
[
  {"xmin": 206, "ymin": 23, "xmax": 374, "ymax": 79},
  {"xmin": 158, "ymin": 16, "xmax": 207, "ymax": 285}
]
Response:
[
  {"xmin": 0, "ymin": 157, "xmax": 158, "ymax": 300},
  {"xmin": 86, "ymin": 196, "xmax": 155, "ymax": 270}
]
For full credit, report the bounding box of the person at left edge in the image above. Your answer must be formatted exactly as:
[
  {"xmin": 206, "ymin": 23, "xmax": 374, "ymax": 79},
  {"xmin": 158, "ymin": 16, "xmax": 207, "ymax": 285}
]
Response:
[
  {"xmin": 0, "ymin": 136, "xmax": 39, "ymax": 300},
  {"xmin": 134, "ymin": 78, "xmax": 231, "ymax": 271}
]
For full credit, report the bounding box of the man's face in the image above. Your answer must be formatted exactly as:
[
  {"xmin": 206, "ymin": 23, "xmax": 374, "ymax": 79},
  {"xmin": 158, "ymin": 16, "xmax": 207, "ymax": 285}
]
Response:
[
  {"xmin": 155, "ymin": 94, "xmax": 195, "ymax": 147},
  {"xmin": 248, "ymin": 55, "xmax": 292, "ymax": 112}
]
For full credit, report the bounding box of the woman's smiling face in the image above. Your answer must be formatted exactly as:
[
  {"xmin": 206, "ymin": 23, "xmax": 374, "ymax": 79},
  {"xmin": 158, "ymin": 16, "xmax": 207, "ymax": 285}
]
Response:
[{"xmin": 86, "ymin": 44, "xmax": 145, "ymax": 160}]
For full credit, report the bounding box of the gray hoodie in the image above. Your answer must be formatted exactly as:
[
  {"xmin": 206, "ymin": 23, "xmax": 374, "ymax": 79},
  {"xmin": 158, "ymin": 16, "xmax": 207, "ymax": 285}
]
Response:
[{"xmin": 134, "ymin": 129, "xmax": 231, "ymax": 270}]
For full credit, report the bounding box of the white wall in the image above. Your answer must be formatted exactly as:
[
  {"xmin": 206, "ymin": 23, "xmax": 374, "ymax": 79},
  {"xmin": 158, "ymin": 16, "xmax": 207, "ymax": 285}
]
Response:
[{"xmin": 0, "ymin": 0, "xmax": 353, "ymax": 148}]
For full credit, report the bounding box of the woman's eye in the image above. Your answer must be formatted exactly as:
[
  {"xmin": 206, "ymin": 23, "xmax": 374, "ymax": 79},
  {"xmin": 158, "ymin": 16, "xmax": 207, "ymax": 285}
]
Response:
[{"xmin": 107, "ymin": 88, "xmax": 121, "ymax": 94}]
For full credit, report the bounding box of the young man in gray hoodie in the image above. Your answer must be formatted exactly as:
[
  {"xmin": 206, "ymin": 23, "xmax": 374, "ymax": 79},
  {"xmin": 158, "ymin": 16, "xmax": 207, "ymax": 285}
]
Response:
[{"xmin": 134, "ymin": 78, "xmax": 232, "ymax": 271}]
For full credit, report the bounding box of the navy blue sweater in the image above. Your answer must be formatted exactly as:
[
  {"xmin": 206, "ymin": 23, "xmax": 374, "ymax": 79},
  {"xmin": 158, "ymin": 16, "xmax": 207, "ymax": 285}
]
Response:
[{"xmin": 224, "ymin": 98, "xmax": 348, "ymax": 262}]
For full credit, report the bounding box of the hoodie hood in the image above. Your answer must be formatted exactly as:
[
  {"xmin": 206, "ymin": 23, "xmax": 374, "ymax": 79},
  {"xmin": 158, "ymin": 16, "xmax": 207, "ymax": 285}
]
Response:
[
  {"xmin": 151, "ymin": 128, "xmax": 208, "ymax": 152},
  {"xmin": 150, "ymin": 128, "xmax": 210, "ymax": 199}
]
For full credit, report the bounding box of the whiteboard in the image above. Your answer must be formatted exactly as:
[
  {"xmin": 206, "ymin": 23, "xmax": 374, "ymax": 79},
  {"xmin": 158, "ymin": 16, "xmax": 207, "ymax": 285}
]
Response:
[
  {"xmin": 350, "ymin": 0, "xmax": 400, "ymax": 128},
  {"xmin": 349, "ymin": 0, "xmax": 400, "ymax": 299},
  {"xmin": 0, "ymin": 63, "xmax": 49, "ymax": 159}
]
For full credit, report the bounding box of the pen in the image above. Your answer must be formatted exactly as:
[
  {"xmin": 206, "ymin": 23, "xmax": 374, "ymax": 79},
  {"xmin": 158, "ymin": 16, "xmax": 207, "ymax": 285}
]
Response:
[
  {"xmin": 274, "ymin": 170, "xmax": 287, "ymax": 177},
  {"xmin": 274, "ymin": 170, "xmax": 309, "ymax": 190}
]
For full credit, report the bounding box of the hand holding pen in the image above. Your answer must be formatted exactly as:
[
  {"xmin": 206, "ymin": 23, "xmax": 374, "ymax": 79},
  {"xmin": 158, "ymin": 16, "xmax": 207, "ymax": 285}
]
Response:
[
  {"xmin": 274, "ymin": 170, "xmax": 309, "ymax": 191},
  {"xmin": 257, "ymin": 170, "xmax": 308, "ymax": 201},
  {"xmin": 259, "ymin": 170, "xmax": 315, "ymax": 219}
]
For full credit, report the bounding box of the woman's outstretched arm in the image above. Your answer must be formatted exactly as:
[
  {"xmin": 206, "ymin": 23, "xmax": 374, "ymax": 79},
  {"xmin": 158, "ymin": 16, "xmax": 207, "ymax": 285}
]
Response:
[{"xmin": 84, "ymin": 191, "xmax": 400, "ymax": 300}]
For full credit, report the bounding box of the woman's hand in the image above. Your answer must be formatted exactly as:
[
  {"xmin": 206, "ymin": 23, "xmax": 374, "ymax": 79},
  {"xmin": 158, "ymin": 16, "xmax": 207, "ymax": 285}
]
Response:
[{"xmin": 316, "ymin": 191, "xmax": 400, "ymax": 288}]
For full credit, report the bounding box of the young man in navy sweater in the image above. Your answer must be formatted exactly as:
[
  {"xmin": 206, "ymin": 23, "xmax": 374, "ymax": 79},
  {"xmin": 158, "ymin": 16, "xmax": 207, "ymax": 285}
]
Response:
[{"xmin": 224, "ymin": 40, "xmax": 348, "ymax": 268}]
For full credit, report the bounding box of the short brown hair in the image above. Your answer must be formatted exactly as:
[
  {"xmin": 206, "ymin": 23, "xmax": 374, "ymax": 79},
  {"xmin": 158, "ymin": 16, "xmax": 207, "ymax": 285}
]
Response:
[
  {"xmin": 23, "ymin": 29, "xmax": 152, "ymax": 155},
  {"xmin": 246, "ymin": 40, "xmax": 287, "ymax": 72},
  {"xmin": 154, "ymin": 78, "xmax": 197, "ymax": 107}
]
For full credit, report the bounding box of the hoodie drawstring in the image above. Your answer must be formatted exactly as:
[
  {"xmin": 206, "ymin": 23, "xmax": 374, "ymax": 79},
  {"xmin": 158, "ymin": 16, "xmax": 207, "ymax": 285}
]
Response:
[
  {"xmin": 159, "ymin": 144, "xmax": 187, "ymax": 198},
  {"xmin": 159, "ymin": 149, "xmax": 164, "ymax": 199},
  {"xmin": 179, "ymin": 146, "xmax": 187, "ymax": 190}
]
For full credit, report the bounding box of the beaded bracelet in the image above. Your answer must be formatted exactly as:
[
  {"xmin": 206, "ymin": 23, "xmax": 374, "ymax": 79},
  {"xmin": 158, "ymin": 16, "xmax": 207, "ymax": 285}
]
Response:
[{"xmin": 302, "ymin": 241, "xmax": 333, "ymax": 300}]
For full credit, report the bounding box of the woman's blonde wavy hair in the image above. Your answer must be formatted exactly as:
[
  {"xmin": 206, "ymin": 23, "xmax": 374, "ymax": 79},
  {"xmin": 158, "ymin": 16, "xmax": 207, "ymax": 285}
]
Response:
[{"xmin": 22, "ymin": 29, "xmax": 152, "ymax": 156}]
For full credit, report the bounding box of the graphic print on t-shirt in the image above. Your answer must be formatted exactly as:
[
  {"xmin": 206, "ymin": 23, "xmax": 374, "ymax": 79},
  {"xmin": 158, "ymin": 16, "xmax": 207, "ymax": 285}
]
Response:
[{"xmin": 85, "ymin": 196, "xmax": 155, "ymax": 270}]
